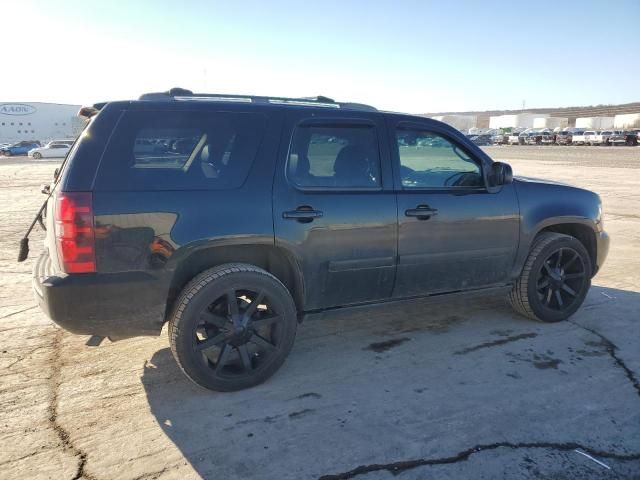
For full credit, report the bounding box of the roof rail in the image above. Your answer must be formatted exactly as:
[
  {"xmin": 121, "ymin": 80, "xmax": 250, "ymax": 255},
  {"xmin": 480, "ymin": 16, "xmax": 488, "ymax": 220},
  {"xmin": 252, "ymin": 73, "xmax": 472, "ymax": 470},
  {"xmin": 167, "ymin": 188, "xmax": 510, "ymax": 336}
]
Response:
[{"xmin": 138, "ymin": 88, "xmax": 377, "ymax": 112}]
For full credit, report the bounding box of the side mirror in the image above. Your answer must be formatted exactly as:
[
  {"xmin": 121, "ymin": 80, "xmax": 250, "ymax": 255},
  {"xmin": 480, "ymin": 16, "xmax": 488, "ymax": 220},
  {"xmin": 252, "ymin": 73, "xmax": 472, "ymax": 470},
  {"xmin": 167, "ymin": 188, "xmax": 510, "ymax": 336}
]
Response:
[{"xmin": 489, "ymin": 162, "xmax": 513, "ymax": 187}]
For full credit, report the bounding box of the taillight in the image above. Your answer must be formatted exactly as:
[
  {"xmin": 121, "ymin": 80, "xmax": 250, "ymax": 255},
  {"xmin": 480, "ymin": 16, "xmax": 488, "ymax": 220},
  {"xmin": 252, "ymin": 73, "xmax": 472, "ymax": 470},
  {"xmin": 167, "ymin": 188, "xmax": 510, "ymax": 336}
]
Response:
[{"xmin": 55, "ymin": 192, "xmax": 96, "ymax": 273}]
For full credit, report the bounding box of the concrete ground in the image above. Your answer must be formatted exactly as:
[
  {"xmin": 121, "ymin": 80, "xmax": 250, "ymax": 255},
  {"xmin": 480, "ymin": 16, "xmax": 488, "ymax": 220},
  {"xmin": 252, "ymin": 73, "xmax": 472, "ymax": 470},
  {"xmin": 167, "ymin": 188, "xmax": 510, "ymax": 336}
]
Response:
[{"xmin": 1, "ymin": 146, "xmax": 639, "ymax": 480}]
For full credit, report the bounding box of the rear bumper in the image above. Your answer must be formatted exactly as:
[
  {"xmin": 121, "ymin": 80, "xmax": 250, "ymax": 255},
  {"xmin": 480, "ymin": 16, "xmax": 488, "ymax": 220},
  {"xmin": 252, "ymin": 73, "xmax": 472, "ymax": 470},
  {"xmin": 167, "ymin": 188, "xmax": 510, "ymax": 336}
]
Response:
[
  {"xmin": 33, "ymin": 251, "xmax": 168, "ymax": 337},
  {"xmin": 594, "ymin": 231, "xmax": 610, "ymax": 276}
]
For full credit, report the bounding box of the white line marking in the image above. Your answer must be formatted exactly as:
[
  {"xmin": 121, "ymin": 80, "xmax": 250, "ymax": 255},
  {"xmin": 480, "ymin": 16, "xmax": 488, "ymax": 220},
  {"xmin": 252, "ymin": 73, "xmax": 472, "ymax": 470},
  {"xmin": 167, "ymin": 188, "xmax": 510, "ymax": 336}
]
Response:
[{"xmin": 574, "ymin": 449, "xmax": 611, "ymax": 470}]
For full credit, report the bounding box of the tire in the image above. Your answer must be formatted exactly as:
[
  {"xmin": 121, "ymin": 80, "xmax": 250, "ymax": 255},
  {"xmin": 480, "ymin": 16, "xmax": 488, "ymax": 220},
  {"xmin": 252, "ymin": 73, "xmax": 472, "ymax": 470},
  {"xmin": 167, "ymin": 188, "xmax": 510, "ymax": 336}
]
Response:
[
  {"xmin": 32, "ymin": 152, "xmax": 42, "ymax": 159},
  {"xmin": 168, "ymin": 263, "xmax": 297, "ymax": 391},
  {"xmin": 508, "ymin": 232, "xmax": 592, "ymax": 323}
]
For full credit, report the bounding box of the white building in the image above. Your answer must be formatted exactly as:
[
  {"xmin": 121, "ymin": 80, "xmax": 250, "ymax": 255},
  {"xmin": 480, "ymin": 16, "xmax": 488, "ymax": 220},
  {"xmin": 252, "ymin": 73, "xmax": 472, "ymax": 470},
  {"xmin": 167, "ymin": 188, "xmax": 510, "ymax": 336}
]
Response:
[
  {"xmin": 489, "ymin": 113, "xmax": 546, "ymax": 129},
  {"xmin": 614, "ymin": 113, "xmax": 640, "ymax": 129},
  {"xmin": 575, "ymin": 116, "xmax": 615, "ymax": 129},
  {"xmin": 431, "ymin": 114, "xmax": 477, "ymax": 131},
  {"xmin": 533, "ymin": 117, "xmax": 568, "ymax": 129},
  {"xmin": 0, "ymin": 102, "xmax": 82, "ymax": 144}
]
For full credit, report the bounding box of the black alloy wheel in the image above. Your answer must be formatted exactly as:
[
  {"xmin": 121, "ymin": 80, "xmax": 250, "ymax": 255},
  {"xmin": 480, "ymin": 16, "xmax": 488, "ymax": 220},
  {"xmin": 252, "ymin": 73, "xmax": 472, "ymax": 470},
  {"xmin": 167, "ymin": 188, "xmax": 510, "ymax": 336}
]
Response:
[
  {"xmin": 193, "ymin": 288, "xmax": 284, "ymax": 378},
  {"xmin": 509, "ymin": 232, "xmax": 592, "ymax": 322},
  {"xmin": 535, "ymin": 247, "xmax": 587, "ymax": 312},
  {"xmin": 169, "ymin": 264, "xmax": 297, "ymax": 391}
]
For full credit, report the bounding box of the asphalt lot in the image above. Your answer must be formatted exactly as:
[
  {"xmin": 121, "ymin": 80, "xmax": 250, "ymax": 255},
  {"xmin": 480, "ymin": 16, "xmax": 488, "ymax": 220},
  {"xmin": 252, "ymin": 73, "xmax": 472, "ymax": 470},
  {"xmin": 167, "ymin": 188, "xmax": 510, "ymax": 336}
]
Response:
[{"xmin": 1, "ymin": 146, "xmax": 639, "ymax": 480}]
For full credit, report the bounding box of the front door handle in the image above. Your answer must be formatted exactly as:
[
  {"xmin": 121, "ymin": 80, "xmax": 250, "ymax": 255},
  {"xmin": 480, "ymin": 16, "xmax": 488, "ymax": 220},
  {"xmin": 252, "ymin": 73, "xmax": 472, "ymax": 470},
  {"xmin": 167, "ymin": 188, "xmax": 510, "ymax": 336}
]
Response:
[
  {"xmin": 283, "ymin": 206, "xmax": 324, "ymax": 223},
  {"xmin": 405, "ymin": 205, "xmax": 438, "ymax": 220}
]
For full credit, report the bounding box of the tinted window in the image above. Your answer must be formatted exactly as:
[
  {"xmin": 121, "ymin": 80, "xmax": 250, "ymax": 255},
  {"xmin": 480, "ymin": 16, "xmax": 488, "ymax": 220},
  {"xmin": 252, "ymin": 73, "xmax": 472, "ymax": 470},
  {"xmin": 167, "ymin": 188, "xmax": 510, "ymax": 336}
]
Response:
[
  {"xmin": 288, "ymin": 124, "xmax": 381, "ymax": 189},
  {"xmin": 96, "ymin": 111, "xmax": 264, "ymax": 191},
  {"xmin": 396, "ymin": 129, "xmax": 483, "ymax": 189}
]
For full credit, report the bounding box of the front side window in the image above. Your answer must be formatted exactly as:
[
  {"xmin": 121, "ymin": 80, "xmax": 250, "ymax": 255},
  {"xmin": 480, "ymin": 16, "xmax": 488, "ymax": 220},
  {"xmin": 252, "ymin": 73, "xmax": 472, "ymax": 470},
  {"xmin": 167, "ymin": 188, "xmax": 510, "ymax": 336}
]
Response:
[
  {"xmin": 288, "ymin": 124, "xmax": 381, "ymax": 189},
  {"xmin": 396, "ymin": 129, "xmax": 483, "ymax": 189}
]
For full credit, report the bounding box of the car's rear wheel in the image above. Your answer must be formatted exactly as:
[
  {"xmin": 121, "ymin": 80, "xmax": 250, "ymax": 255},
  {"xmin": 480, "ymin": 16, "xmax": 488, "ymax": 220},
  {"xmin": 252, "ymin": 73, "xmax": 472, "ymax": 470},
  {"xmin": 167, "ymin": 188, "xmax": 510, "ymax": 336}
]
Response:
[
  {"xmin": 168, "ymin": 263, "xmax": 297, "ymax": 391},
  {"xmin": 32, "ymin": 152, "xmax": 42, "ymax": 159},
  {"xmin": 509, "ymin": 232, "xmax": 591, "ymax": 322}
]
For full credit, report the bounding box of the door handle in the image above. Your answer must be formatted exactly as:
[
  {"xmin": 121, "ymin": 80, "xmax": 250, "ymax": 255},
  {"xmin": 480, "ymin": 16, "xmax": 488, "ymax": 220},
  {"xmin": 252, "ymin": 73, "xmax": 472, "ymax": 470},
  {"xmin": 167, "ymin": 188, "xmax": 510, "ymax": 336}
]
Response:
[
  {"xmin": 283, "ymin": 206, "xmax": 323, "ymax": 222},
  {"xmin": 405, "ymin": 205, "xmax": 438, "ymax": 220}
]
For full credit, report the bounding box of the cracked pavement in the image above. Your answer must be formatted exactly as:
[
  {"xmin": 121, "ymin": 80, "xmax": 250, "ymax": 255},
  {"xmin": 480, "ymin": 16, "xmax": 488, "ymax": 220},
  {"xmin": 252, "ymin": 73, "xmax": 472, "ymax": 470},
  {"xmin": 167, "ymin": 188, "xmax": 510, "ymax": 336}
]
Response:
[{"xmin": 1, "ymin": 146, "xmax": 640, "ymax": 479}]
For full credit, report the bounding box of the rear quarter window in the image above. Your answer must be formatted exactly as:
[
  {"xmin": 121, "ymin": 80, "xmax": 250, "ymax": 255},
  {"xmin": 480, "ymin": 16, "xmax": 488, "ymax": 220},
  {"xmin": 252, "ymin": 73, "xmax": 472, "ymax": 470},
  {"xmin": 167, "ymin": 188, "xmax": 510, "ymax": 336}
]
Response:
[{"xmin": 95, "ymin": 110, "xmax": 265, "ymax": 191}]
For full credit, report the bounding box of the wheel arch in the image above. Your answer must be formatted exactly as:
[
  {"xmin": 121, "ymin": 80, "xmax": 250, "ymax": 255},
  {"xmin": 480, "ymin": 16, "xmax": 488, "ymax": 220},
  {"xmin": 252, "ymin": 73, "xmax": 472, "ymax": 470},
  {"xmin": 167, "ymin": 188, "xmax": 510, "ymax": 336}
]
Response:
[
  {"xmin": 164, "ymin": 243, "xmax": 305, "ymax": 323},
  {"xmin": 536, "ymin": 222, "xmax": 597, "ymax": 275}
]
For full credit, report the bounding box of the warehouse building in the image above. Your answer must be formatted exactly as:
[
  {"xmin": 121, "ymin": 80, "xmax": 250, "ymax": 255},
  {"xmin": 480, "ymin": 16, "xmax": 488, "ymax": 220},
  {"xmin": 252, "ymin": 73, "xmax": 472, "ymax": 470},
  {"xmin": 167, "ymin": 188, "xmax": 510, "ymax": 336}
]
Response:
[
  {"xmin": 0, "ymin": 102, "xmax": 83, "ymax": 144},
  {"xmin": 574, "ymin": 116, "xmax": 615, "ymax": 129},
  {"xmin": 489, "ymin": 113, "xmax": 547, "ymax": 129},
  {"xmin": 614, "ymin": 113, "xmax": 640, "ymax": 129},
  {"xmin": 533, "ymin": 117, "xmax": 568, "ymax": 129}
]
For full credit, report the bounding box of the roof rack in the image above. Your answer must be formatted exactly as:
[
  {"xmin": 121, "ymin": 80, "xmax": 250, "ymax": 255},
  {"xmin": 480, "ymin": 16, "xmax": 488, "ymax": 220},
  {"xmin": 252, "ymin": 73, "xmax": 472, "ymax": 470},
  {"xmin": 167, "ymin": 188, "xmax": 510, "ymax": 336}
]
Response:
[{"xmin": 138, "ymin": 88, "xmax": 377, "ymax": 112}]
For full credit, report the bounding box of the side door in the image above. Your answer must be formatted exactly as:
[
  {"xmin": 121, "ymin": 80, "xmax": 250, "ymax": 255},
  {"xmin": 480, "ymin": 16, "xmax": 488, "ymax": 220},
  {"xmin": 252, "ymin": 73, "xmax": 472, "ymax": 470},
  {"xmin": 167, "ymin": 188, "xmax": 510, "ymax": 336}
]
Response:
[
  {"xmin": 273, "ymin": 111, "xmax": 397, "ymax": 310},
  {"xmin": 389, "ymin": 119, "xmax": 520, "ymax": 297}
]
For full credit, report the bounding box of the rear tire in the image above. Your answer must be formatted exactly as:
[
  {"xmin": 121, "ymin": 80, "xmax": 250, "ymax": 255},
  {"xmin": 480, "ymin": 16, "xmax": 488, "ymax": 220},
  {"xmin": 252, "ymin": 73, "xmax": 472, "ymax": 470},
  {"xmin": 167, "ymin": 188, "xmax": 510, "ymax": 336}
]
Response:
[
  {"xmin": 168, "ymin": 263, "xmax": 298, "ymax": 391},
  {"xmin": 509, "ymin": 232, "xmax": 591, "ymax": 322}
]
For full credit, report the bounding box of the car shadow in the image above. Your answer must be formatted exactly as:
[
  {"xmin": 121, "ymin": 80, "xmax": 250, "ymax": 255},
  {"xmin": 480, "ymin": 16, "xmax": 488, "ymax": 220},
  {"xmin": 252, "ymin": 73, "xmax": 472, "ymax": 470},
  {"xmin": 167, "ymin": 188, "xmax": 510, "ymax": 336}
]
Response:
[{"xmin": 141, "ymin": 284, "xmax": 640, "ymax": 479}]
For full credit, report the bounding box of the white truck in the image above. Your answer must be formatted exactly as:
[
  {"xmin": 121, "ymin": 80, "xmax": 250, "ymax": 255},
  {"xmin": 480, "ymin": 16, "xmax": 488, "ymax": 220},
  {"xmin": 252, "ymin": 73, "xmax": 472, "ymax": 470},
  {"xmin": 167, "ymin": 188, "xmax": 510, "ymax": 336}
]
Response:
[
  {"xmin": 571, "ymin": 130, "xmax": 592, "ymax": 145},
  {"xmin": 586, "ymin": 131, "xmax": 612, "ymax": 146}
]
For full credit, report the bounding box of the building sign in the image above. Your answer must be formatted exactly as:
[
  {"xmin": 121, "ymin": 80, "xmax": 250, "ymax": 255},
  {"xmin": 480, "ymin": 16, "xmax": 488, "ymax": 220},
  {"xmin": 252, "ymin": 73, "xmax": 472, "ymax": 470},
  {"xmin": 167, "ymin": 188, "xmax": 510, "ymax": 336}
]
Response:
[{"xmin": 0, "ymin": 104, "xmax": 37, "ymax": 116}]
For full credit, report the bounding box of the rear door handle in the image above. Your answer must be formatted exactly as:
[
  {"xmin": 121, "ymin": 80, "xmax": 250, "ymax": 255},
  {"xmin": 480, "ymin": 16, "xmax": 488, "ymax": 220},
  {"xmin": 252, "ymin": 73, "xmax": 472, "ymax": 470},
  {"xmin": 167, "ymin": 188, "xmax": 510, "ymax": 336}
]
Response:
[
  {"xmin": 283, "ymin": 206, "xmax": 323, "ymax": 222},
  {"xmin": 405, "ymin": 205, "xmax": 438, "ymax": 220}
]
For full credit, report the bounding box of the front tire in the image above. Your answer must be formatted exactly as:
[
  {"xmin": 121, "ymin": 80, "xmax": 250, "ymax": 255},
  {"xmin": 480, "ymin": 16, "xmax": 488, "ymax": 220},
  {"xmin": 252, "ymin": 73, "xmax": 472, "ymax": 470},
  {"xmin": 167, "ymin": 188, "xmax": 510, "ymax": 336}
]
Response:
[
  {"xmin": 168, "ymin": 263, "xmax": 298, "ymax": 391},
  {"xmin": 509, "ymin": 232, "xmax": 591, "ymax": 322},
  {"xmin": 32, "ymin": 152, "xmax": 42, "ymax": 159}
]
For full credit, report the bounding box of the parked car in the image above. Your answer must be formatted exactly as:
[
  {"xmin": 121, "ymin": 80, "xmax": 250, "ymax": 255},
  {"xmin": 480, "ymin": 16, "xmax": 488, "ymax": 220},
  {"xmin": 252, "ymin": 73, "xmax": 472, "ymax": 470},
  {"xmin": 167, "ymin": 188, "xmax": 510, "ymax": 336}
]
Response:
[
  {"xmin": 606, "ymin": 131, "xmax": 638, "ymax": 146},
  {"xmin": 507, "ymin": 133, "xmax": 521, "ymax": 145},
  {"xmin": 539, "ymin": 131, "xmax": 555, "ymax": 145},
  {"xmin": 492, "ymin": 132, "xmax": 510, "ymax": 145},
  {"xmin": 28, "ymin": 142, "xmax": 71, "ymax": 159},
  {"xmin": 468, "ymin": 134, "xmax": 493, "ymax": 146},
  {"xmin": 27, "ymin": 88, "xmax": 609, "ymax": 392},
  {"xmin": 48, "ymin": 139, "xmax": 75, "ymax": 147},
  {"xmin": 592, "ymin": 130, "xmax": 614, "ymax": 146},
  {"xmin": 518, "ymin": 132, "xmax": 530, "ymax": 145},
  {"xmin": 572, "ymin": 130, "xmax": 593, "ymax": 145},
  {"xmin": 0, "ymin": 140, "xmax": 41, "ymax": 156},
  {"xmin": 525, "ymin": 132, "xmax": 542, "ymax": 145},
  {"xmin": 555, "ymin": 130, "xmax": 574, "ymax": 145}
]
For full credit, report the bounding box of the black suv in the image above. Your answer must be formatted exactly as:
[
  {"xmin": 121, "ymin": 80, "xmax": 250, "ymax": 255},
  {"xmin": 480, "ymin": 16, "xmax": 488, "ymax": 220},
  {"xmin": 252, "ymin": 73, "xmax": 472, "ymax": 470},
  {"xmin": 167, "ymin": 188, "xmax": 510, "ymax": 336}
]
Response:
[{"xmin": 29, "ymin": 89, "xmax": 609, "ymax": 391}]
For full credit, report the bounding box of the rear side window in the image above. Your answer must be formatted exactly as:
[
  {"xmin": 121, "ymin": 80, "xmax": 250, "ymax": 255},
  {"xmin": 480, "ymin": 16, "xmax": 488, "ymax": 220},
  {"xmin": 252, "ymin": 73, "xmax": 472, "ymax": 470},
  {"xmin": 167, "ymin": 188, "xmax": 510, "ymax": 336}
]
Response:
[
  {"xmin": 96, "ymin": 111, "xmax": 265, "ymax": 191},
  {"xmin": 287, "ymin": 124, "xmax": 381, "ymax": 189}
]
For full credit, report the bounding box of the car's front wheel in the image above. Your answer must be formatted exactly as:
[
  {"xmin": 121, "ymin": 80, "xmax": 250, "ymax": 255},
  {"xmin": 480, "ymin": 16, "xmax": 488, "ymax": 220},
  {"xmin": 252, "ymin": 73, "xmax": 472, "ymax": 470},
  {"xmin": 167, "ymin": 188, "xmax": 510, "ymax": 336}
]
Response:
[
  {"xmin": 509, "ymin": 232, "xmax": 591, "ymax": 322},
  {"xmin": 168, "ymin": 263, "xmax": 298, "ymax": 391},
  {"xmin": 32, "ymin": 152, "xmax": 42, "ymax": 159}
]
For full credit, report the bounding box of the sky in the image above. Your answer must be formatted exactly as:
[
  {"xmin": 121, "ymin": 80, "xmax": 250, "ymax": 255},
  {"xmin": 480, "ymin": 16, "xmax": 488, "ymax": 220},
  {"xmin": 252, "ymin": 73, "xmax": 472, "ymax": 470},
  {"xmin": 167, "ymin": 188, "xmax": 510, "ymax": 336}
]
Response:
[{"xmin": 2, "ymin": 0, "xmax": 639, "ymax": 114}]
